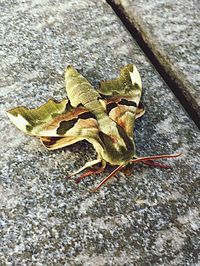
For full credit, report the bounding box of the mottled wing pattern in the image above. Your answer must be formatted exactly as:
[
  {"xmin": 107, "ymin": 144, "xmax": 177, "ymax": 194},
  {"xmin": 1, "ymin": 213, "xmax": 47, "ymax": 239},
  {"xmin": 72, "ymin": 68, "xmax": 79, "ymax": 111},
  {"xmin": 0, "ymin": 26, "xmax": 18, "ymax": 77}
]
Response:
[
  {"xmin": 40, "ymin": 116, "xmax": 102, "ymax": 150},
  {"xmin": 98, "ymin": 64, "xmax": 144, "ymax": 139},
  {"xmin": 7, "ymin": 64, "xmax": 143, "ymax": 154},
  {"xmin": 7, "ymin": 99, "xmax": 102, "ymax": 150},
  {"xmin": 7, "ymin": 99, "xmax": 68, "ymax": 136},
  {"xmin": 40, "ymin": 115, "xmax": 102, "ymax": 150},
  {"xmin": 7, "ymin": 99, "xmax": 89, "ymax": 136}
]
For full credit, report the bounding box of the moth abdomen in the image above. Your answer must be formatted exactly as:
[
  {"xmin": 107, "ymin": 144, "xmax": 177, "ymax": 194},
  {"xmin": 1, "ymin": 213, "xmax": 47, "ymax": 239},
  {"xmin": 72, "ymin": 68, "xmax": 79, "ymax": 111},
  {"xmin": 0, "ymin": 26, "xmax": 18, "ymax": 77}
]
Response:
[{"xmin": 65, "ymin": 65, "xmax": 100, "ymax": 108}]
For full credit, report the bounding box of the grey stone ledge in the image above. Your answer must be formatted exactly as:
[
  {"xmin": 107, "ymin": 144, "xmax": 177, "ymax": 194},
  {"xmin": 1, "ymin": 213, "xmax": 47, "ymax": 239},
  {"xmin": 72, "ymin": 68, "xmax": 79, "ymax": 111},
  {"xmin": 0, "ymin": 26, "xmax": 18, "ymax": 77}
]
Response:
[
  {"xmin": 0, "ymin": 0, "xmax": 199, "ymax": 265},
  {"xmin": 114, "ymin": 0, "xmax": 200, "ymax": 120}
]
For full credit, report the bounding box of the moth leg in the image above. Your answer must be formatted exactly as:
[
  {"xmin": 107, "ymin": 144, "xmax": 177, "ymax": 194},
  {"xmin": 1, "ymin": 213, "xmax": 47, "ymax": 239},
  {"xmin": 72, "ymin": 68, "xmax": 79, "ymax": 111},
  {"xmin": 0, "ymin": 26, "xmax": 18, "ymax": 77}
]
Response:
[
  {"xmin": 91, "ymin": 164, "xmax": 124, "ymax": 192},
  {"xmin": 68, "ymin": 159, "xmax": 101, "ymax": 177},
  {"xmin": 76, "ymin": 165, "xmax": 105, "ymax": 184}
]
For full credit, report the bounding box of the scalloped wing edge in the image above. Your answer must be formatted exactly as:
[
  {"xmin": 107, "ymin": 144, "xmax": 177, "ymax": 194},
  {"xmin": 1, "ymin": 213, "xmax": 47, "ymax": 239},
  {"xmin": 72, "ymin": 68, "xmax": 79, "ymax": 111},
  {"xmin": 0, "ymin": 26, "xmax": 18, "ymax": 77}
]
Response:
[{"xmin": 7, "ymin": 99, "xmax": 68, "ymax": 135}]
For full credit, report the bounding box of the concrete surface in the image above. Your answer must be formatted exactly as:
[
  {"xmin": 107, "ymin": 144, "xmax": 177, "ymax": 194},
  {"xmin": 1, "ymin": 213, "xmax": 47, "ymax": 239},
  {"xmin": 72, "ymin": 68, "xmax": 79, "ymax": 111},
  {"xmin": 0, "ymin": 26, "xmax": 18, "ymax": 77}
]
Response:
[
  {"xmin": 0, "ymin": 0, "xmax": 200, "ymax": 265},
  {"xmin": 114, "ymin": 0, "xmax": 200, "ymax": 119}
]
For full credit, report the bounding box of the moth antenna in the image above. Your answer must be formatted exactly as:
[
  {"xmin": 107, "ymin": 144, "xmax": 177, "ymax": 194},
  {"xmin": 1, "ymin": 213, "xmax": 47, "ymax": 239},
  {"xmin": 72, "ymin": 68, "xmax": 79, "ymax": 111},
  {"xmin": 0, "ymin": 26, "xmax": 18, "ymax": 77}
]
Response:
[
  {"xmin": 130, "ymin": 153, "xmax": 182, "ymax": 164},
  {"xmin": 91, "ymin": 164, "xmax": 124, "ymax": 192},
  {"xmin": 142, "ymin": 160, "xmax": 172, "ymax": 169}
]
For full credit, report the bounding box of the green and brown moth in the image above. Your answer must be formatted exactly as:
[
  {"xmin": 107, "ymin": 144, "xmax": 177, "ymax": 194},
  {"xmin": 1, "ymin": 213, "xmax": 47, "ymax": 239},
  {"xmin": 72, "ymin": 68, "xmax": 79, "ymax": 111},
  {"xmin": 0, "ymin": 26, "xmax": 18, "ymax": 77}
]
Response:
[{"xmin": 7, "ymin": 64, "xmax": 180, "ymax": 191}]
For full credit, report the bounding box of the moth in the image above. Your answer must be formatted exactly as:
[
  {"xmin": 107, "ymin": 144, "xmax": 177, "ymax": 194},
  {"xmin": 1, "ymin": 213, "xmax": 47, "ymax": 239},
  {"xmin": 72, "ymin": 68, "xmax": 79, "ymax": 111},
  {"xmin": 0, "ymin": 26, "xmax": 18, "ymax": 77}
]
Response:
[{"xmin": 7, "ymin": 64, "xmax": 180, "ymax": 191}]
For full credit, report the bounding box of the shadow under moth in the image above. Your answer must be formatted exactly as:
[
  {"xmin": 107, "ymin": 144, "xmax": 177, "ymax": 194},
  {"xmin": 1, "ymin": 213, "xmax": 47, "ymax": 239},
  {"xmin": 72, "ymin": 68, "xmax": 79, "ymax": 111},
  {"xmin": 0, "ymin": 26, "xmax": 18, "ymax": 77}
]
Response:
[{"xmin": 7, "ymin": 64, "xmax": 180, "ymax": 191}]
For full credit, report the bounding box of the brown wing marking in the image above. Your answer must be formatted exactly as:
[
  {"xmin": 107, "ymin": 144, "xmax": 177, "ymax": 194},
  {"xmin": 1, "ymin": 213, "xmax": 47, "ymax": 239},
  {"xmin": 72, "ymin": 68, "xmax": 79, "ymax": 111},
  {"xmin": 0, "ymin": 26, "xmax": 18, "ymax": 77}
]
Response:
[{"xmin": 40, "ymin": 136, "xmax": 81, "ymax": 150}]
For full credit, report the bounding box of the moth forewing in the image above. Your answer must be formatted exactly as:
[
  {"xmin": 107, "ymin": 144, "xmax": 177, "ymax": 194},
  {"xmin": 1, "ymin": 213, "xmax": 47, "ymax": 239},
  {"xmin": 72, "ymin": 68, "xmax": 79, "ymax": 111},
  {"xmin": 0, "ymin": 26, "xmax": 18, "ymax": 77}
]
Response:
[
  {"xmin": 7, "ymin": 112, "xmax": 31, "ymax": 134},
  {"xmin": 6, "ymin": 99, "xmax": 68, "ymax": 136}
]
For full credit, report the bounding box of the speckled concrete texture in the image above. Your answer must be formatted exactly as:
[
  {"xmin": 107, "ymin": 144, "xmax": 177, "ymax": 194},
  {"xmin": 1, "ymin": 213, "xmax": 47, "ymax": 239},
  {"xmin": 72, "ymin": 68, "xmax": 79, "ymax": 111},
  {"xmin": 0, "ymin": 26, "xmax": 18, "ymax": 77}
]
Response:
[
  {"xmin": 0, "ymin": 0, "xmax": 200, "ymax": 265},
  {"xmin": 114, "ymin": 0, "xmax": 200, "ymax": 118}
]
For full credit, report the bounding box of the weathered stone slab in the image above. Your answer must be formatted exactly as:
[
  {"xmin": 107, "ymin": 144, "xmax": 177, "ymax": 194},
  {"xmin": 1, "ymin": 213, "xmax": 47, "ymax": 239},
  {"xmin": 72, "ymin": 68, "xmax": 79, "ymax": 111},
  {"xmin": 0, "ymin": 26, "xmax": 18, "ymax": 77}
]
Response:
[
  {"xmin": 114, "ymin": 0, "xmax": 200, "ymax": 121},
  {"xmin": 0, "ymin": 0, "xmax": 199, "ymax": 265}
]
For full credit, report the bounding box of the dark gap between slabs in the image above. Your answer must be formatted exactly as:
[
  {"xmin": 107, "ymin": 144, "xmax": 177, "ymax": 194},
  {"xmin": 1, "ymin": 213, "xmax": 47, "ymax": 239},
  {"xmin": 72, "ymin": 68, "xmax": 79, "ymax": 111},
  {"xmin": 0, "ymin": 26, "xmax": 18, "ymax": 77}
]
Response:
[{"xmin": 106, "ymin": 0, "xmax": 200, "ymax": 130}]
